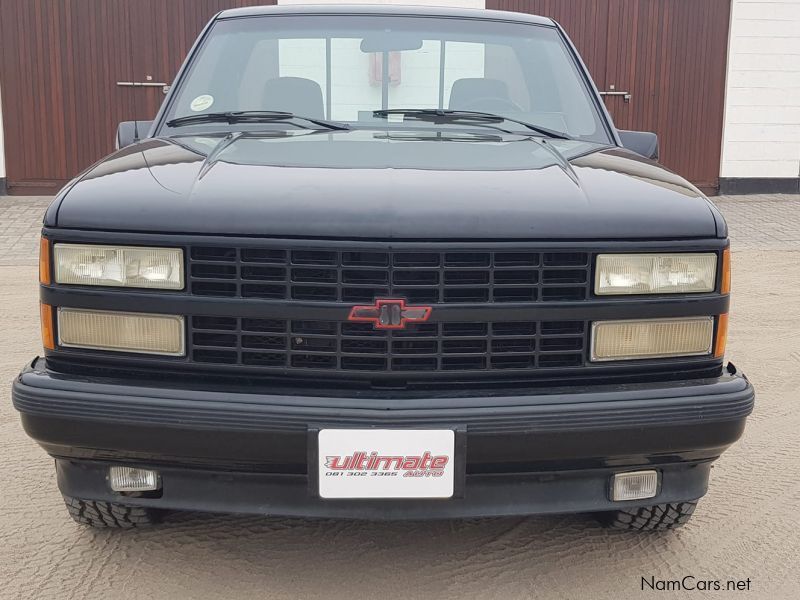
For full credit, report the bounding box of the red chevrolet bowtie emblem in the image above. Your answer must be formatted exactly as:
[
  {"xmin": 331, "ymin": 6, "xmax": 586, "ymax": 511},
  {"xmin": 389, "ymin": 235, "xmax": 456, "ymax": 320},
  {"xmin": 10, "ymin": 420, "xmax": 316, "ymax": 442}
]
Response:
[{"xmin": 347, "ymin": 298, "xmax": 432, "ymax": 330}]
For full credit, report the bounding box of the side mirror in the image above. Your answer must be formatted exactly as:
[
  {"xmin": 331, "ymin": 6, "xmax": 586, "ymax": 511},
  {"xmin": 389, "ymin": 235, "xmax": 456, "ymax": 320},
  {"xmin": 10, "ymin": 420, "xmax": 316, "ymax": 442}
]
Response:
[
  {"xmin": 115, "ymin": 120, "xmax": 153, "ymax": 150},
  {"xmin": 618, "ymin": 130, "xmax": 659, "ymax": 161}
]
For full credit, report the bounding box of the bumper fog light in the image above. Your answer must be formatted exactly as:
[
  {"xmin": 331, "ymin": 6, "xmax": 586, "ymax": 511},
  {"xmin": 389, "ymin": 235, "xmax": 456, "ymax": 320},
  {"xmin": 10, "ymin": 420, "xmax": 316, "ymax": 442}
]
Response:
[
  {"xmin": 611, "ymin": 470, "xmax": 659, "ymax": 501},
  {"xmin": 591, "ymin": 317, "xmax": 713, "ymax": 361},
  {"xmin": 109, "ymin": 466, "xmax": 160, "ymax": 492},
  {"xmin": 57, "ymin": 308, "xmax": 185, "ymax": 356}
]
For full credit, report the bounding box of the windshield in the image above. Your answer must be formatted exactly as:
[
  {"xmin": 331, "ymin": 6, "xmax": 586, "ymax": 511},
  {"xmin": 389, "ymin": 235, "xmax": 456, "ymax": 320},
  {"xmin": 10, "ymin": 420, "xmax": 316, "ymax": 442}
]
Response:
[{"xmin": 162, "ymin": 15, "xmax": 610, "ymax": 142}]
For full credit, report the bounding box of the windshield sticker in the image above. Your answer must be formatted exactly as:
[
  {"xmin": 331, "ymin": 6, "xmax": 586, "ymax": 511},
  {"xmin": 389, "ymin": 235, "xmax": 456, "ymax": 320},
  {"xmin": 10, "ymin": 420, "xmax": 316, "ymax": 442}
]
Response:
[{"xmin": 190, "ymin": 94, "xmax": 214, "ymax": 112}]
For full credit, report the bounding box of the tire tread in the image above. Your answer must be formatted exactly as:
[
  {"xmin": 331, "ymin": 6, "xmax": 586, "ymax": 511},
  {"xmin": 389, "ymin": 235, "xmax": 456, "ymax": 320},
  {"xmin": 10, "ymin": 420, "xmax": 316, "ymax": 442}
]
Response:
[
  {"xmin": 64, "ymin": 496, "xmax": 160, "ymax": 529},
  {"xmin": 598, "ymin": 500, "xmax": 698, "ymax": 530}
]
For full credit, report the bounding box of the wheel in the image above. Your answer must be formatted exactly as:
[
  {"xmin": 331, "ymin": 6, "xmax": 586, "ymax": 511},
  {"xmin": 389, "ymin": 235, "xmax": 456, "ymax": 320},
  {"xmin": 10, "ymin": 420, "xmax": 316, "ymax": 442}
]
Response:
[
  {"xmin": 596, "ymin": 500, "xmax": 698, "ymax": 531},
  {"xmin": 63, "ymin": 495, "xmax": 163, "ymax": 528}
]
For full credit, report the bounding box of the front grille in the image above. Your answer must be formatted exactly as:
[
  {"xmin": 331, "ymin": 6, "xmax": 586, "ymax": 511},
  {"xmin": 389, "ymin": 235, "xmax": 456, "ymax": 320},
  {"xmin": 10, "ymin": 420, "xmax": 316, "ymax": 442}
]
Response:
[
  {"xmin": 190, "ymin": 316, "xmax": 587, "ymax": 374},
  {"xmin": 188, "ymin": 246, "xmax": 590, "ymax": 303}
]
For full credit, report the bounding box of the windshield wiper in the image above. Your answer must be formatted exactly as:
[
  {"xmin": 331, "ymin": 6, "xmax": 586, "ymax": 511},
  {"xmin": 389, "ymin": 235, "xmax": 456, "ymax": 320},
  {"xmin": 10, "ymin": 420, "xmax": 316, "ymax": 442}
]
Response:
[
  {"xmin": 166, "ymin": 111, "xmax": 350, "ymax": 131},
  {"xmin": 373, "ymin": 109, "xmax": 570, "ymax": 140}
]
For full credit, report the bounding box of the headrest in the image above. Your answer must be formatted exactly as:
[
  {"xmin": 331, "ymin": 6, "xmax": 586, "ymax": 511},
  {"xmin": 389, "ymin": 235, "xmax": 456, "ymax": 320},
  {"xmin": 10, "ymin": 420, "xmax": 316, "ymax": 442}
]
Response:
[
  {"xmin": 263, "ymin": 77, "xmax": 325, "ymax": 118},
  {"xmin": 448, "ymin": 78, "xmax": 511, "ymax": 110}
]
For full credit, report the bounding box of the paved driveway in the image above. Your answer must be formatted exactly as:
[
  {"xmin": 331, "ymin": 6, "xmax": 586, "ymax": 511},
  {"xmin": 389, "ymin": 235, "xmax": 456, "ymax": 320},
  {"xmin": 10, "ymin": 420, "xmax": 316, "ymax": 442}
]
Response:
[{"xmin": 1, "ymin": 195, "xmax": 798, "ymax": 599}]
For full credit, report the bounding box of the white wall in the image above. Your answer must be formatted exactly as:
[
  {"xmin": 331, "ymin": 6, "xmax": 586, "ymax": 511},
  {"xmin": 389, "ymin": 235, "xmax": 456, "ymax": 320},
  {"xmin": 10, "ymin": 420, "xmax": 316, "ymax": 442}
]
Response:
[
  {"xmin": 279, "ymin": 0, "xmax": 484, "ymax": 7},
  {"xmin": 721, "ymin": 0, "xmax": 800, "ymax": 179}
]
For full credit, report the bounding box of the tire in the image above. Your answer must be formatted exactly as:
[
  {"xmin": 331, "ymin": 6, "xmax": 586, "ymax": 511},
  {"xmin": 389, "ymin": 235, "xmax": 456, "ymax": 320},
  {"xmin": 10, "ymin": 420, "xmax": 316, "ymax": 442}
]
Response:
[
  {"xmin": 63, "ymin": 495, "xmax": 163, "ymax": 528},
  {"xmin": 596, "ymin": 500, "xmax": 698, "ymax": 531}
]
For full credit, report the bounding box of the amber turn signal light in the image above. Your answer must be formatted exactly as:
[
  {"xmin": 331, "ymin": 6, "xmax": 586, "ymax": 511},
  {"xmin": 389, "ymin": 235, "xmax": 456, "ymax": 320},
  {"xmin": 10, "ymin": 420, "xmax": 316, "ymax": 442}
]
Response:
[
  {"xmin": 40, "ymin": 303, "xmax": 55, "ymax": 350},
  {"xmin": 39, "ymin": 237, "xmax": 52, "ymax": 285},
  {"xmin": 714, "ymin": 313, "xmax": 729, "ymax": 358},
  {"xmin": 720, "ymin": 248, "xmax": 731, "ymax": 295}
]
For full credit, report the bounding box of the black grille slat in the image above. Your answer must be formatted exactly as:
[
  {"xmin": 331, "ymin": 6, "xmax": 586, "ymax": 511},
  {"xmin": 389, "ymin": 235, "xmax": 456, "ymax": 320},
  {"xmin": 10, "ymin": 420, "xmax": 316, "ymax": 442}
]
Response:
[
  {"xmin": 192, "ymin": 281, "xmax": 238, "ymax": 296},
  {"xmin": 442, "ymin": 356, "xmax": 487, "ymax": 370},
  {"xmin": 494, "ymin": 252, "xmax": 539, "ymax": 267},
  {"xmin": 491, "ymin": 355, "xmax": 535, "ymax": 369},
  {"xmin": 392, "ymin": 357, "xmax": 438, "ymax": 371},
  {"xmin": 292, "ymin": 321, "xmax": 336, "ymax": 335},
  {"xmin": 193, "ymin": 316, "xmax": 237, "ymax": 331},
  {"xmin": 291, "ymin": 286, "xmax": 337, "ymax": 301},
  {"xmin": 341, "ymin": 339, "xmax": 388, "ymax": 354},
  {"xmin": 343, "ymin": 269, "xmax": 389, "ymax": 285},
  {"xmin": 342, "ymin": 252, "xmax": 389, "ymax": 267},
  {"xmin": 492, "ymin": 339, "xmax": 536, "ymax": 353},
  {"xmin": 393, "ymin": 340, "xmax": 438, "ymax": 354},
  {"xmin": 185, "ymin": 244, "xmax": 593, "ymax": 376},
  {"xmin": 291, "ymin": 354, "xmax": 337, "ymax": 369},
  {"xmin": 242, "ymin": 318, "xmax": 286, "ymax": 333},
  {"xmin": 188, "ymin": 318, "xmax": 587, "ymax": 374},
  {"xmin": 540, "ymin": 321, "xmax": 585, "ymax": 335},
  {"xmin": 194, "ymin": 348, "xmax": 238, "ymax": 364},
  {"xmin": 193, "ymin": 332, "xmax": 238, "ymax": 347},
  {"xmin": 539, "ymin": 353, "xmax": 583, "ymax": 367},
  {"xmin": 189, "ymin": 246, "xmax": 590, "ymax": 303},
  {"xmin": 242, "ymin": 283, "xmax": 286, "ymax": 299},
  {"xmin": 543, "ymin": 252, "xmax": 588, "ymax": 267},
  {"xmin": 493, "ymin": 288, "xmax": 537, "ymax": 302},
  {"xmin": 191, "ymin": 247, "xmax": 237, "ymax": 262},
  {"xmin": 191, "ymin": 264, "xmax": 237, "ymax": 279},
  {"xmin": 242, "ymin": 335, "xmax": 286, "ymax": 350},
  {"xmin": 540, "ymin": 337, "xmax": 584, "ymax": 351},
  {"xmin": 442, "ymin": 322, "xmax": 488, "ymax": 336},
  {"xmin": 541, "ymin": 287, "xmax": 587, "ymax": 301},
  {"xmin": 443, "ymin": 288, "xmax": 490, "ymax": 303},
  {"xmin": 494, "ymin": 270, "xmax": 538, "ymax": 284},
  {"xmin": 290, "ymin": 250, "xmax": 337, "ymax": 265},
  {"xmin": 343, "ymin": 356, "xmax": 387, "ymax": 371},
  {"xmin": 492, "ymin": 322, "xmax": 537, "ymax": 336},
  {"xmin": 242, "ymin": 352, "xmax": 286, "ymax": 366},
  {"xmin": 342, "ymin": 287, "xmax": 390, "ymax": 302},
  {"xmin": 442, "ymin": 339, "xmax": 487, "ymax": 354},
  {"xmin": 393, "ymin": 252, "xmax": 440, "ymax": 267},
  {"xmin": 241, "ymin": 248, "xmax": 287, "ymax": 264},
  {"xmin": 241, "ymin": 265, "xmax": 286, "ymax": 282},
  {"xmin": 444, "ymin": 270, "xmax": 490, "ymax": 285},
  {"xmin": 444, "ymin": 252, "xmax": 491, "ymax": 267},
  {"xmin": 341, "ymin": 322, "xmax": 386, "ymax": 337},
  {"xmin": 393, "ymin": 270, "xmax": 439, "ymax": 285},
  {"xmin": 396, "ymin": 288, "xmax": 439, "ymax": 304}
]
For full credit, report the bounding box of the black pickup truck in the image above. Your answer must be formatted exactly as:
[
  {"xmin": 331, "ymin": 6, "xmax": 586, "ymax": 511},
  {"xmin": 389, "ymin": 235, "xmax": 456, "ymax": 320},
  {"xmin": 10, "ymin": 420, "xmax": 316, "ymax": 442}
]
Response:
[{"xmin": 14, "ymin": 5, "xmax": 753, "ymax": 530}]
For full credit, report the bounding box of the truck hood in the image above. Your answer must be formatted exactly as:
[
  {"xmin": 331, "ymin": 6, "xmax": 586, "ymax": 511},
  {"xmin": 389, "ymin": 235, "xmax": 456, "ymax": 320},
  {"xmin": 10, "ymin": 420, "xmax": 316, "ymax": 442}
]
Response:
[{"xmin": 52, "ymin": 130, "xmax": 719, "ymax": 239}]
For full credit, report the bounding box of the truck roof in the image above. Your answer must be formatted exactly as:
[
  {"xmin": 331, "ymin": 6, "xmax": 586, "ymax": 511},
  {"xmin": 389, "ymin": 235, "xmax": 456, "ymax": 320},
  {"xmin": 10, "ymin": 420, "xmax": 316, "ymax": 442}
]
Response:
[{"xmin": 217, "ymin": 4, "xmax": 555, "ymax": 27}]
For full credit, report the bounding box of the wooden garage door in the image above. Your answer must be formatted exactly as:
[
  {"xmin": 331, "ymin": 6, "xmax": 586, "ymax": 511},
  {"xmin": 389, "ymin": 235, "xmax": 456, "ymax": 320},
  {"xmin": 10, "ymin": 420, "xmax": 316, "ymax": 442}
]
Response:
[
  {"xmin": 0, "ymin": 0, "xmax": 273, "ymax": 195},
  {"xmin": 488, "ymin": 0, "xmax": 731, "ymax": 193}
]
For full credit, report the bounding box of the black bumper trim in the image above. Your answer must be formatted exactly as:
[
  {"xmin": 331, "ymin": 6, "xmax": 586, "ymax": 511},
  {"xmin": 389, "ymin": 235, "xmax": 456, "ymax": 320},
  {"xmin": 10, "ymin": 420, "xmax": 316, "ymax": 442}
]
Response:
[
  {"xmin": 41, "ymin": 285, "xmax": 730, "ymax": 322},
  {"xmin": 56, "ymin": 458, "xmax": 712, "ymax": 520},
  {"xmin": 14, "ymin": 360, "xmax": 754, "ymax": 434}
]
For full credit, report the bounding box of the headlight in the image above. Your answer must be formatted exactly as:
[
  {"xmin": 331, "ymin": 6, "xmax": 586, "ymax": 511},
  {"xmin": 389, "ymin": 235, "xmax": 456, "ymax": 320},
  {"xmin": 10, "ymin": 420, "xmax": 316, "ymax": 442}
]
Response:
[
  {"xmin": 57, "ymin": 308, "xmax": 185, "ymax": 356},
  {"xmin": 591, "ymin": 317, "xmax": 714, "ymax": 361},
  {"xmin": 595, "ymin": 253, "xmax": 717, "ymax": 295},
  {"xmin": 54, "ymin": 244, "xmax": 184, "ymax": 290}
]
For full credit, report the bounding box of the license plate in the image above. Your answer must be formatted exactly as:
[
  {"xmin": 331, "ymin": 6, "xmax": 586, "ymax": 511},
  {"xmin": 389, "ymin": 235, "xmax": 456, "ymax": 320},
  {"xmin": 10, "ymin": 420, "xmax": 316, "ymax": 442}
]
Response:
[{"xmin": 318, "ymin": 429, "xmax": 455, "ymax": 499}]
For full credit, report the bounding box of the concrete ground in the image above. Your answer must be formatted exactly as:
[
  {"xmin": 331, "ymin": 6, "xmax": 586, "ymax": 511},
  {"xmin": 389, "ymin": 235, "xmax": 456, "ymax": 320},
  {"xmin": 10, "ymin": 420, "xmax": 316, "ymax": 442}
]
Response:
[{"xmin": 1, "ymin": 194, "xmax": 798, "ymax": 599}]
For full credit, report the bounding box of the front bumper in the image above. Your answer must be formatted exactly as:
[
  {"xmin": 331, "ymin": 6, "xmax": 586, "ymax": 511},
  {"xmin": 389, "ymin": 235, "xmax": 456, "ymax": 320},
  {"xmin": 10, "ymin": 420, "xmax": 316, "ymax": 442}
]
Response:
[{"xmin": 13, "ymin": 358, "xmax": 754, "ymax": 519}]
